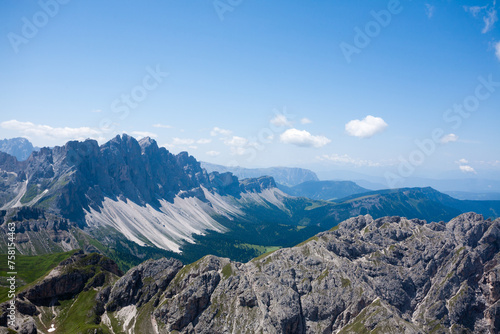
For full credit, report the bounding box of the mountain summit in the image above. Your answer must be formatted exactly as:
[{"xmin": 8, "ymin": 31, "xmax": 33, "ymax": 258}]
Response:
[
  {"xmin": 0, "ymin": 135, "xmax": 281, "ymax": 252},
  {"xmin": 0, "ymin": 137, "xmax": 35, "ymax": 161}
]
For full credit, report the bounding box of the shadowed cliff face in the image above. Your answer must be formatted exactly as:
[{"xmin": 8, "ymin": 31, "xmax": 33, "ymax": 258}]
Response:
[
  {"xmin": 5, "ymin": 213, "xmax": 500, "ymax": 334},
  {"xmin": 0, "ymin": 135, "xmax": 275, "ymax": 224}
]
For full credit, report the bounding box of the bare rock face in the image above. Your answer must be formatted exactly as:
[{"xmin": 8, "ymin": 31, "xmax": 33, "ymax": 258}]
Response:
[
  {"xmin": 0, "ymin": 207, "xmax": 80, "ymax": 255},
  {"xmin": 239, "ymin": 175, "xmax": 277, "ymax": 193},
  {"xmin": 150, "ymin": 213, "xmax": 500, "ymax": 334},
  {"xmin": 106, "ymin": 257, "xmax": 183, "ymax": 311},
  {"xmin": 1, "ymin": 213, "xmax": 498, "ymax": 333},
  {"xmin": 0, "ymin": 135, "xmax": 275, "ymax": 225}
]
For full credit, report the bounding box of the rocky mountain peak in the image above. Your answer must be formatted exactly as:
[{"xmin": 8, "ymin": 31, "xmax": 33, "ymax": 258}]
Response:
[
  {"xmin": 0, "ymin": 137, "xmax": 35, "ymax": 161},
  {"xmin": 0, "ymin": 135, "xmax": 281, "ymax": 225},
  {"xmin": 4, "ymin": 213, "xmax": 499, "ymax": 333},
  {"xmin": 240, "ymin": 175, "xmax": 277, "ymax": 192},
  {"xmin": 0, "ymin": 151, "xmax": 20, "ymax": 172},
  {"xmin": 138, "ymin": 136, "xmax": 159, "ymax": 153}
]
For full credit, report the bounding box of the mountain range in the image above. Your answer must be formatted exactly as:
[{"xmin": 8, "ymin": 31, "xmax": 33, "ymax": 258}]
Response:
[
  {"xmin": 1, "ymin": 212, "xmax": 498, "ymax": 333},
  {"xmin": 200, "ymin": 162, "xmax": 319, "ymax": 187},
  {"xmin": 1, "ymin": 135, "xmax": 500, "ymax": 333},
  {"xmin": 317, "ymin": 169, "xmax": 500, "ymax": 196},
  {"xmin": 0, "ymin": 135, "xmax": 298, "ymax": 264},
  {"xmin": 277, "ymin": 180, "xmax": 369, "ymax": 201},
  {"xmin": 1, "ymin": 135, "xmax": 500, "ymax": 269}
]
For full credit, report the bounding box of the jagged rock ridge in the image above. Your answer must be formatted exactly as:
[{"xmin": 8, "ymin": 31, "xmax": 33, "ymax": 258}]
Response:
[
  {"xmin": 4, "ymin": 212, "xmax": 499, "ymax": 333},
  {"xmin": 0, "ymin": 135, "xmax": 282, "ymax": 252},
  {"xmin": 201, "ymin": 162, "xmax": 319, "ymax": 187}
]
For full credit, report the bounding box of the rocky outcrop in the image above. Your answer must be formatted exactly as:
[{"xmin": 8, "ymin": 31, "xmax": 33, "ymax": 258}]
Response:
[
  {"xmin": 150, "ymin": 212, "xmax": 499, "ymax": 333},
  {"xmin": 18, "ymin": 251, "xmax": 122, "ymax": 306},
  {"xmin": 13, "ymin": 212, "xmax": 488, "ymax": 333},
  {"xmin": 239, "ymin": 175, "xmax": 276, "ymax": 193},
  {"xmin": 155, "ymin": 256, "xmax": 227, "ymax": 331},
  {"xmin": 106, "ymin": 257, "xmax": 183, "ymax": 311},
  {"xmin": 1, "ymin": 213, "xmax": 499, "ymax": 333},
  {"xmin": 0, "ymin": 207, "xmax": 81, "ymax": 255}
]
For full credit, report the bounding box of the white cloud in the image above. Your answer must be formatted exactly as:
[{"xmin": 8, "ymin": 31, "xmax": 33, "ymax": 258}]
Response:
[
  {"xmin": 153, "ymin": 123, "xmax": 173, "ymax": 129},
  {"xmin": 196, "ymin": 138, "xmax": 212, "ymax": 144},
  {"xmin": 476, "ymin": 159, "xmax": 500, "ymax": 166},
  {"xmin": 91, "ymin": 109, "xmax": 102, "ymax": 113},
  {"xmin": 459, "ymin": 165, "xmax": 477, "ymax": 174},
  {"xmin": 464, "ymin": 3, "xmax": 498, "ymax": 33},
  {"xmin": 483, "ymin": 7, "xmax": 498, "ymax": 33},
  {"xmin": 345, "ymin": 115, "xmax": 388, "ymax": 138},
  {"xmin": 223, "ymin": 136, "xmax": 251, "ymax": 155},
  {"xmin": 206, "ymin": 150, "xmax": 220, "ymax": 157},
  {"xmin": 220, "ymin": 135, "xmax": 264, "ymax": 156},
  {"xmin": 317, "ymin": 154, "xmax": 386, "ymax": 167},
  {"xmin": 495, "ymin": 41, "xmax": 500, "ymax": 61},
  {"xmin": 1, "ymin": 120, "xmax": 104, "ymax": 142},
  {"xmin": 300, "ymin": 117, "xmax": 312, "ymax": 124},
  {"xmin": 280, "ymin": 128, "xmax": 331, "ymax": 148},
  {"xmin": 163, "ymin": 137, "xmax": 210, "ymax": 150},
  {"xmin": 270, "ymin": 114, "xmax": 293, "ymax": 127},
  {"xmin": 210, "ymin": 127, "xmax": 232, "ymax": 137},
  {"xmin": 172, "ymin": 138, "xmax": 195, "ymax": 146},
  {"xmin": 465, "ymin": 5, "xmax": 485, "ymax": 17},
  {"xmin": 231, "ymin": 147, "xmax": 249, "ymax": 155},
  {"xmin": 224, "ymin": 136, "xmax": 248, "ymax": 147},
  {"xmin": 131, "ymin": 131, "xmax": 157, "ymax": 139},
  {"xmin": 263, "ymin": 133, "xmax": 274, "ymax": 141},
  {"xmin": 440, "ymin": 133, "xmax": 459, "ymax": 144},
  {"xmin": 456, "ymin": 157, "xmax": 477, "ymax": 174},
  {"xmin": 425, "ymin": 4, "xmax": 435, "ymax": 18}
]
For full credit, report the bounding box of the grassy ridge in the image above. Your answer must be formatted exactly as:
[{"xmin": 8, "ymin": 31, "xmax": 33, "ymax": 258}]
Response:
[{"xmin": 0, "ymin": 250, "xmax": 77, "ymax": 303}]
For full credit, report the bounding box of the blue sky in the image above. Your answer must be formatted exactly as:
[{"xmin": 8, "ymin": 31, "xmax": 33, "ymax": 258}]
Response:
[{"xmin": 1, "ymin": 0, "xmax": 499, "ymax": 183}]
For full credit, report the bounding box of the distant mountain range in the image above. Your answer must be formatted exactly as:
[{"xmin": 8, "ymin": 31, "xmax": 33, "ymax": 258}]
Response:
[
  {"xmin": 3, "ymin": 137, "xmax": 498, "ymax": 199},
  {"xmin": 278, "ymin": 180, "xmax": 369, "ymax": 200},
  {"xmin": 333, "ymin": 187, "xmax": 500, "ymax": 221},
  {"xmin": 201, "ymin": 162, "xmax": 319, "ymax": 186},
  {"xmin": 317, "ymin": 169, "xmax": 500, "ymax": 195},
  {"xmin": 1, "ymin": 135, "xmax": 500, "ymax": 333},
  {"xmin": 1, "ymin": 135, "xmax": 500, "ymax": 269},
  {"xmin": 0, "ymin": 137, "xmax": 38, "ymax": 161},
  {"xmin": 442, "ymin": 191, "xmax": 500, "ymax": 201}
]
